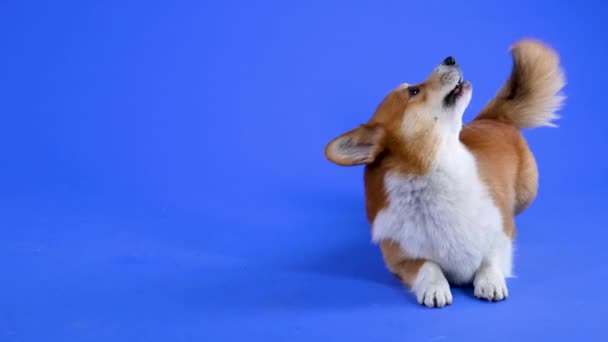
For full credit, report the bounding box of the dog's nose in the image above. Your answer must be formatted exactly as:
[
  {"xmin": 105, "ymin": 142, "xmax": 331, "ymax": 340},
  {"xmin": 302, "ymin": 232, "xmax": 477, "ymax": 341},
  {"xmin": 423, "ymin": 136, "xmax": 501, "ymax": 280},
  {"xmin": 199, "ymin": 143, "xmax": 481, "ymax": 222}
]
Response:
[{"xmin": 443, "ymin": 56, "xmax": 456, "ymax": 66}]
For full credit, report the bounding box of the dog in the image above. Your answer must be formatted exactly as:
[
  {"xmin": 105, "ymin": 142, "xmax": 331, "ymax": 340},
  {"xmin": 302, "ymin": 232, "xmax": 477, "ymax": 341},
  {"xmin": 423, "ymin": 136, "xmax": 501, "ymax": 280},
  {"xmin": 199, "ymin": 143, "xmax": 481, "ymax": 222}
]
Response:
[{"xmin": 323, "ymin": 39, "xmax": 565, "ymax": 308}]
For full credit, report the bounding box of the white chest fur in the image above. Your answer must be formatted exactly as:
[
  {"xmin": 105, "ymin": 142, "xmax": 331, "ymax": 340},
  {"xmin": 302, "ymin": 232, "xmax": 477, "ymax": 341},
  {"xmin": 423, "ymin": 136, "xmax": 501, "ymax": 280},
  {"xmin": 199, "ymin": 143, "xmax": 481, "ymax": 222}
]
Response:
[{"xmin": 371, "ymin": 142, "xmax": 509, "ymax": 284}]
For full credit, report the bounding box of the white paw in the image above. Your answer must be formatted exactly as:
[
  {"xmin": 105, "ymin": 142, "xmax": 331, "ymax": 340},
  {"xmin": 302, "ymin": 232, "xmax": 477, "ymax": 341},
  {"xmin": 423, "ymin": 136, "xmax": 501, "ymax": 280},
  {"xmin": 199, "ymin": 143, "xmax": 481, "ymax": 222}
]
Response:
[
  {"xmin": 412, "ymin": 262, "xmax": 452, "ymax": 308},
  {"xmin": 474, "ymin": 269, "xmax": 508, "ymax": 301},
  {"xmin": 416, "ymin": 282, "xmax": 453, "ymax": 308}
]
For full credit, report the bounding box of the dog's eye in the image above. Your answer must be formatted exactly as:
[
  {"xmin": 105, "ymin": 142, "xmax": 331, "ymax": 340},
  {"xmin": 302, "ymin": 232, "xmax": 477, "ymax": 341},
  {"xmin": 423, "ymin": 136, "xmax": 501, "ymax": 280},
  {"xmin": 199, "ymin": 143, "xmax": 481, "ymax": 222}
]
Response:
[{"xmin": 408, "ymin": 87, "xmax": 420, "ymax": 96}]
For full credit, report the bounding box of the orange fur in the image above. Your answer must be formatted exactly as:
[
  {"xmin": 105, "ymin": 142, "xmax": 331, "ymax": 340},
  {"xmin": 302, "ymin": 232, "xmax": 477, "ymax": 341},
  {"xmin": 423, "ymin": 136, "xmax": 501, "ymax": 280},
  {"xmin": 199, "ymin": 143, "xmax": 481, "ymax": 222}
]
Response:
[
  {"xmin": 460, "ymin": 119, "xmax": 534, "ymax": 238},
  {"xmin": 379, "ymin": 240, "xmax": 424, "ymax": 287},
  {"xmin": 477, "ymin": 38, "xmax": 566, "ymax": 128}
]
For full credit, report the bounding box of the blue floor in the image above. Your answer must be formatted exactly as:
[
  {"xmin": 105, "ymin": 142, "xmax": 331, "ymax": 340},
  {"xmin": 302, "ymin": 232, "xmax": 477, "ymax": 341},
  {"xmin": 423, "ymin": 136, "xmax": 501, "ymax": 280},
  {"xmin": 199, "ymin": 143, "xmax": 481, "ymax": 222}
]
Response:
[
  {"xmin": 2, "ymin": 0, "xmax": 608, "ymax": 341},
  {"xmin": 3, "ymin": 190, "xmax": 608, "ymax": 341}
]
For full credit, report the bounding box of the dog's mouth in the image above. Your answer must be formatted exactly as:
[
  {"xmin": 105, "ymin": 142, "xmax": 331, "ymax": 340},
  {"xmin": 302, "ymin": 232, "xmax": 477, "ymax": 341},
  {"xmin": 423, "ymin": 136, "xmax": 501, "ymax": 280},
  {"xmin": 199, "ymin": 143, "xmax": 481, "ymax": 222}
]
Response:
[{"xmin": 443, "ymin": 77, "xmax": 465, "ymax": 106}]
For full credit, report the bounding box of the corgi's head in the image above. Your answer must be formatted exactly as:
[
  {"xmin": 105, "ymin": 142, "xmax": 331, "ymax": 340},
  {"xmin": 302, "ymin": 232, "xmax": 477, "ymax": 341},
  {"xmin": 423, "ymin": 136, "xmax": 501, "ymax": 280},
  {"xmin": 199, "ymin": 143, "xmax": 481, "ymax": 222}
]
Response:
[{"xmin": 325, "ymin": 56, "xmax": 472, "ymax": 174}]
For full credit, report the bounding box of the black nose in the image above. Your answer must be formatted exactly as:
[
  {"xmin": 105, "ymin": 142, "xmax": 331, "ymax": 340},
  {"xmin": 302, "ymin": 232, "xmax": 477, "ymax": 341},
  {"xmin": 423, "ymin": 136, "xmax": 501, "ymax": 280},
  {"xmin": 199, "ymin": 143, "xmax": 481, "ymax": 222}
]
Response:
[{"xmin": 443, "ymin": 56, "xmax": 456, "ymax": 66}]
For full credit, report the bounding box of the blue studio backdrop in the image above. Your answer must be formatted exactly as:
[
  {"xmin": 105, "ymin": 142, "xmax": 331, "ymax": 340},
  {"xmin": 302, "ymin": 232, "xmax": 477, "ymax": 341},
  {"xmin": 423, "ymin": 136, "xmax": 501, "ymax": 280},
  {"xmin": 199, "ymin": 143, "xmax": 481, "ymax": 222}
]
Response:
[{"xmin": 2, "ymin": 0, "xmax": 607, "ymax": 341}]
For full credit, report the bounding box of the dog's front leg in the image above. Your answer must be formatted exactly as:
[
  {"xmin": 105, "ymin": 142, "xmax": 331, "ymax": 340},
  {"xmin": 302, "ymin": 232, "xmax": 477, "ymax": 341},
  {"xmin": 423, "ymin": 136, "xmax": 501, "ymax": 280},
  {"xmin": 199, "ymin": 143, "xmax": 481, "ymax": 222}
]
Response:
[{"xmin": 380, "ymin": 240, "xmax": 452, "ymax": 308}]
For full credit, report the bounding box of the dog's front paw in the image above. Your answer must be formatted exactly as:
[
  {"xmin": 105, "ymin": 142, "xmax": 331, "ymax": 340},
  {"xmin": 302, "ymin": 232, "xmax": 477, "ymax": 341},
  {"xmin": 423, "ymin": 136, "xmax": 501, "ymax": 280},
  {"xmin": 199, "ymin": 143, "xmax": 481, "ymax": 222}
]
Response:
[
  {"xmin": 416, "ymin": 282, "xmax": 453, "ymax": 308},
  {"xmin": 412, "ymin": 262, "xmax": 452, "ymax": 308},
  {"xmin": 474, "ymin": 268, "xmax": 508, "ymax": 301}
]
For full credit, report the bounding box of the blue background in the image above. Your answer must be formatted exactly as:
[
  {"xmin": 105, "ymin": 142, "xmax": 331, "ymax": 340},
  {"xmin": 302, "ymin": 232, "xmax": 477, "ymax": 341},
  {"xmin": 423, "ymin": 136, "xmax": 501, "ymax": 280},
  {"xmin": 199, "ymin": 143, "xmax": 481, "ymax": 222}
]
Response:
[{"xmin": 1, "ymin": 0, "xmax": 606, "ymax": 341}]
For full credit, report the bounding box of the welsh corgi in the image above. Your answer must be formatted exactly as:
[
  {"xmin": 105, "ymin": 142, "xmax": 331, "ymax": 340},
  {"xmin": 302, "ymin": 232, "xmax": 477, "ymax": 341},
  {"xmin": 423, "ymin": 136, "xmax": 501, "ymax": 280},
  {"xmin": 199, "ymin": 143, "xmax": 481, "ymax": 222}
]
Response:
[{"xmin": 324, "ymin": 39, "xmax": 565, "ymax": 308}]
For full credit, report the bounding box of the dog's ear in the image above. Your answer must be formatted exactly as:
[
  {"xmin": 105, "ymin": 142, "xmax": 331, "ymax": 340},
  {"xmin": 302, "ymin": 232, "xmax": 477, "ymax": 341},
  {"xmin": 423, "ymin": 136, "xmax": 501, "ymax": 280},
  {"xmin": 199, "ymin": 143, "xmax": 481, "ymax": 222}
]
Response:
[{"xmin": 324, "ymin": 124, "xmax": 386, "ymax": 166}]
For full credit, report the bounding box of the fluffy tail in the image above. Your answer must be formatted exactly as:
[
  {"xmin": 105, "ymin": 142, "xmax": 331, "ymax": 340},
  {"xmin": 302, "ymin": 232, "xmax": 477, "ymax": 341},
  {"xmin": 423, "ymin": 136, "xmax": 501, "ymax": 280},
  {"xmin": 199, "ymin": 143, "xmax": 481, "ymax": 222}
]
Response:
[{"xmin": 475, "ymin": 39, "xmax": 566, "ymax": 129}]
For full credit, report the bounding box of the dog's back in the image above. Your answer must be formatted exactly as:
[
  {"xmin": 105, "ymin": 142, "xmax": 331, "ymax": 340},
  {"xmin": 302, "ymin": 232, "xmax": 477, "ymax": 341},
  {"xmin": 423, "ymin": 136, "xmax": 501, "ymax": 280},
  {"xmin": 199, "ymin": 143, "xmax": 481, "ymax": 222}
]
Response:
[{"xmin": 461, "ymin": 39, "xmax": 566, "ymax": 238}]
